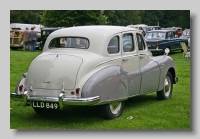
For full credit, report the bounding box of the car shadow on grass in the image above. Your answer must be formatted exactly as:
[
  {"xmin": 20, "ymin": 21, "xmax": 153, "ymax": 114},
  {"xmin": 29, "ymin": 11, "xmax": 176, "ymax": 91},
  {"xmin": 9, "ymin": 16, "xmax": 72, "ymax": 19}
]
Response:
[{"xmin": 21, "ymin": 94, "xmax": 159, "ymax": 123}]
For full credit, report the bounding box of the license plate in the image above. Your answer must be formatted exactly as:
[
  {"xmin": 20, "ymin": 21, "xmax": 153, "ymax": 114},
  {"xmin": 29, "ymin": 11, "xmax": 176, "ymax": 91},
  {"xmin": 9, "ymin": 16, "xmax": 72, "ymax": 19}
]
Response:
[{"xmin": 32, "ymin": 101, "xmax": 59, "ymax": 109}]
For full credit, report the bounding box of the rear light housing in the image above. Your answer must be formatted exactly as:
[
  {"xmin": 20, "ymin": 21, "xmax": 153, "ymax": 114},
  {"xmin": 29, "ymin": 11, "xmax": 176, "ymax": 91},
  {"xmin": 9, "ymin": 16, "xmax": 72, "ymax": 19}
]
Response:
[
  {"xmin": 18, "ymin": 85, "xmax": 23, "ymax": 91},
  {"xmin": 71, "ymin": 87, "xmax": 81, "ymax": 95},
  {"xmin": 155, "ymin": 41, "xmax": 159, "ymax": 46},
  {"xmin": 155, "ymin": 41, "xmax": 159, "ymax": 50},
  {"xmin": 76, "ymin": 88, "xmax": 80, "ymax": 94}
]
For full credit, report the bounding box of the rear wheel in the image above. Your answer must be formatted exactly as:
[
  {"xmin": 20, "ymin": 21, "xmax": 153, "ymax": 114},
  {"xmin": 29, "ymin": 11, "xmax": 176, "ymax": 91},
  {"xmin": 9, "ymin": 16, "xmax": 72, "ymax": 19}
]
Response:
[
  {"xmin": 100, "ymin": 101, "xmax": 125, "ymax": 119},
  {"xmin": 157, "ymin": 71, "xmax": 173, "ymax": 100}
]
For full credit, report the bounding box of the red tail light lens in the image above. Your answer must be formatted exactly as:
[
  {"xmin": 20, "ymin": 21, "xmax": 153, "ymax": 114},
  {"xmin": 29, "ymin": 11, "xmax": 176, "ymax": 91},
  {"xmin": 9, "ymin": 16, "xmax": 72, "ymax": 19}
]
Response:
[
  {"xmin": 19, "ymin": 85, "xmax": 23, "ymax": 91},
  {"xmin": 156, "ymin": 41, "xmax": 159, "ymax": 46},
  {"xmin": 76, "ymin": 88, "xmax": 80, "ymax": 94},
  {"xmin": 71, "ymin": 91, "xmax": 75, "ymax": 95}
]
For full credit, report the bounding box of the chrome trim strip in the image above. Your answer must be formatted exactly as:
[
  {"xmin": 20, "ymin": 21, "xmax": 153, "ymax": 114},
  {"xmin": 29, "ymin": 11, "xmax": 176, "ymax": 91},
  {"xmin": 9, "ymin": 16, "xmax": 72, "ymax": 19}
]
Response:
[
  {"xmin": 149, "ymin": 49, "xmax": 163, "ymax": 52},
  {"xmin": 94, "ymin": 57, "xmax": 121, "ymax": 68}
]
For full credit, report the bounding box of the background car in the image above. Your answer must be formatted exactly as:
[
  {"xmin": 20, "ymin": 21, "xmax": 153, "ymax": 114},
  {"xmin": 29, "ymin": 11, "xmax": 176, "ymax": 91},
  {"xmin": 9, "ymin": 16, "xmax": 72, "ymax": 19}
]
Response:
[
  {"xmin": 10, "ymin": 30, "xmax": 24, "ymax": 50},
  {"xmin": 40, "ymin": 27, "xmax": 63, "ymax": 49},
  {"xmin": 145, "ymin": 29, "xmax": 187, "ymax": 53},
  {"xmin": 179, "ymin": 29, "xmax": 190, "ymax": 39},
  {"xmin": 11, "ymin": 26, "xmax": 178, "ymax": 119}
]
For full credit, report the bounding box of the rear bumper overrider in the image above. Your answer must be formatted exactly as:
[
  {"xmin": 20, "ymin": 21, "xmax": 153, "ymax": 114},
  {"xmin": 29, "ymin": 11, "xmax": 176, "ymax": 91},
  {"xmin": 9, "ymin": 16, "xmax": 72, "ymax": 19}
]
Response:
[{"xmin": 10, "ymin": 91, "xmax": 100, "ymax": 110}]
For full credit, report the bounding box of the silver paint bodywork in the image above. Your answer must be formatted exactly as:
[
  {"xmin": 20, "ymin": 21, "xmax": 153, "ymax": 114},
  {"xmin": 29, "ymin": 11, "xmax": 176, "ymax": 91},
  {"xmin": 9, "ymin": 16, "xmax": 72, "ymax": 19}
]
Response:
[{"xmin": 11, "ymin": 26, "xmax": 178, "ymax": 109}]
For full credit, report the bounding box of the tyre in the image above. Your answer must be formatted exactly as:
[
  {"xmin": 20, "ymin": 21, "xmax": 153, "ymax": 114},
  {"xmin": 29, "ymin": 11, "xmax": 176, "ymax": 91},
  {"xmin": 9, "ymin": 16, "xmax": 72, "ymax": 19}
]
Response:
[
  {"xmin": 157, "ymin": 71, "xmax": 173, "ymax": 100},
  {"xmin": 100, "ymin": 101, "xmax": 125, "ymax": 119}
]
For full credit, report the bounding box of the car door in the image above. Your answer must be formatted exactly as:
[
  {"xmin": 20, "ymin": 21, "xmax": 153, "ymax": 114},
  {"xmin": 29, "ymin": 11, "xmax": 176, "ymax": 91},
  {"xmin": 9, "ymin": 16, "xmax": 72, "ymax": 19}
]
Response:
[
  {"xmin": 167, "ymin": 31, "xmax": 176, "ymax": 51},
  {"xmin": 136, "ymin": 33, "xmax": 160, "ymax": 94},
  {"xmin": 173, "ymin": 31, "xmax": 182, "ymax": 50},
  {"xmin": 121, "ymin": 32, "xmax": 141, "ymax": 97}
]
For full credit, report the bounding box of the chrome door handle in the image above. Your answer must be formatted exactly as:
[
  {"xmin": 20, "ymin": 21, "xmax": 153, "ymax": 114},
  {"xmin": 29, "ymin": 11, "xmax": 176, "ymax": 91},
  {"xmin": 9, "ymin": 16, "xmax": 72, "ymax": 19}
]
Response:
[
  {"xmin": 123, "ymin": 58, "xmax": 128, "ymax": 61},
  {"xmin": 140, "ymin": 56, "xmax": 144, "ymax": 59}
]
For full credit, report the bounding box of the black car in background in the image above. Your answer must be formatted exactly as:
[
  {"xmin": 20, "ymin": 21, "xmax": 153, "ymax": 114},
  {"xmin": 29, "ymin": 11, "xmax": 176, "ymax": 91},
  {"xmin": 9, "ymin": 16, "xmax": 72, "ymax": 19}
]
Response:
[{"xmin": 40, "ymin": 27, "xmax": 63, "ymax": 49}]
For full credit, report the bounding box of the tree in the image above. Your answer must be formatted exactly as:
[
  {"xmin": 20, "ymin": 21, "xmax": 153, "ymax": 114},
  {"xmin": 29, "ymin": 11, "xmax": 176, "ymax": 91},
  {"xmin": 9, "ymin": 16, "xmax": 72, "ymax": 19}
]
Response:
[
  {"xmin": 41, "ymin": 10, "xmax": 108, "ymax": 27},
  {"xmin": 10, "ymin": 10, "xmax": 43, "ymax": 24},
  {"xmin": 141, "ymin": 10, "xmax": 164, "ymax": 26},
  {"xmin": 104, "ymin": 10, "xmax": 142, "ymax": 26}
]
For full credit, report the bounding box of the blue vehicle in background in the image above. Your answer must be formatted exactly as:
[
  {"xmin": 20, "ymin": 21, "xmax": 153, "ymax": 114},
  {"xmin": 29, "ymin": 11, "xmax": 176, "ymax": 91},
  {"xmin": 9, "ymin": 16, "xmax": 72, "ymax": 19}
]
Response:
[{"xmin": 145, "ymin": 30, "xmax": 188, "ymax": 53}]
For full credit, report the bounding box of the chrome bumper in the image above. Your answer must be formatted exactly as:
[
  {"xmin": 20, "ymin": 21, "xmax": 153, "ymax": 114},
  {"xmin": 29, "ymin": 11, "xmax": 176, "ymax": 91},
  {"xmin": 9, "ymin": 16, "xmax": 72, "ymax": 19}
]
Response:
[{"xmin": 11, "ymin": 91, "xmax": 100, "ymax": 110}]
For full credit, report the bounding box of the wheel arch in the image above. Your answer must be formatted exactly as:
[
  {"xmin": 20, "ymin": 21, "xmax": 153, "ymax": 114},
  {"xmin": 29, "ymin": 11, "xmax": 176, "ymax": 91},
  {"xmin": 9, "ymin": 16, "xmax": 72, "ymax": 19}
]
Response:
[
  {"xmin": 168, "ymin": 67, "xmax": 176, "ymax": 84},
  {"xmin": 81, "ymin": 65, "xmax": 128, "ymax": 104}
]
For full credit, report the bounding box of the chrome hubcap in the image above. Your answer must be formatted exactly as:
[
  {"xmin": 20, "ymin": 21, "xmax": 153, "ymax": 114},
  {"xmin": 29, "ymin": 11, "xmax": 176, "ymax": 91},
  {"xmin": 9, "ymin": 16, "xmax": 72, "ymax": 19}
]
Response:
[
  {"xmin": 109, "ymin": 102, "xmax": 121, "ymax": 114},
  {"xmin": 164, "ymin": 76, "xmax": 171, "ymax": 96}
]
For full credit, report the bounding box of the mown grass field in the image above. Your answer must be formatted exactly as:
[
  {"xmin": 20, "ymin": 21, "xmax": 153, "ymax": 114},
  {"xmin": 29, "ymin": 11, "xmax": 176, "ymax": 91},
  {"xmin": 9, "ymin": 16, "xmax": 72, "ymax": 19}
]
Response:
[{"xmin": 10, "ymin": 49, "xmax": 190, "ymax": 129}]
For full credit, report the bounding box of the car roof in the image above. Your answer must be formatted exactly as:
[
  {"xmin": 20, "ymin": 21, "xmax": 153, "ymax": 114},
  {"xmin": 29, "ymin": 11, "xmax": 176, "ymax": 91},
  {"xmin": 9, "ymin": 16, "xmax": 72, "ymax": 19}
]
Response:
[
  {"xmin": 51, "ymin": 25, "xmax": 138, "ymax": 37},
  {"xmin": 44, "ymin": 25, "xmax": 139, "ymax": 54}
]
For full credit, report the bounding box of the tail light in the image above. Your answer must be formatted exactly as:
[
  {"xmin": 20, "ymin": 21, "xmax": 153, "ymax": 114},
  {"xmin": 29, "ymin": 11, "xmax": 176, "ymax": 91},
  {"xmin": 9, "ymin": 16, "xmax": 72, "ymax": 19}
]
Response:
[
  {"xmin": 18, "ymin": 85, "xmax": 23, "ymax": 91},
  {"xmin": 155, "ymin": 41, "xmax": 159, "ymax": 46},
  {"xmin": 71, "ymin": 88, "xmax": 81, "ymax": 95},
  {"xmin": 76, "ymin": 88, "xmax": 80, "ymax": 94}
]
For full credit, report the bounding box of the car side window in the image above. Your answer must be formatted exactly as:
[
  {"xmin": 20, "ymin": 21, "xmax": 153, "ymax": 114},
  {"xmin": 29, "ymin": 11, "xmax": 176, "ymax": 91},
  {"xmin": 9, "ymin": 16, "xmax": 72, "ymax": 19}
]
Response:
[
  {"xmin": 107, "ymin": 36, "xmax": 119, "ymax": 54},
  {"xmin": 122, "ymin": 33, "xmax": 134, "ymax": 52},
  {"xmin": 136, "ymin": 34, "xmax": 146, "ymax": 50},
  {"xmin": 173, "ymin": 31, "xmax": 178, "ymax": 38},
  {"xmin": 167, "ymin": 32, "xmax": 173, "ymax": 38}
]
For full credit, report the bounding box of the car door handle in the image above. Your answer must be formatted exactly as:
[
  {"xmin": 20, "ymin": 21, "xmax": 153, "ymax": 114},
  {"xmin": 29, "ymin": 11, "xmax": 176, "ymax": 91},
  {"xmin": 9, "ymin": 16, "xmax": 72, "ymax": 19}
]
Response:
[
  {"xmin": 122, "ymin": 58, "xmax": 128, "ymax": 61},
  {"xmin": 140, "ymin": 56, "xmax": 144, "ymax": 59}
]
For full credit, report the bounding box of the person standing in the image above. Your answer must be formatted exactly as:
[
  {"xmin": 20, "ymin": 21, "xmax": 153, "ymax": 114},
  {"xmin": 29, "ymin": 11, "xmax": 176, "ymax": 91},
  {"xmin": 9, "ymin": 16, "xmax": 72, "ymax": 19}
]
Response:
[
  {"xmin": 22, "ymin": 27, "xmax": 30, "ymax": 51},
  {"xmin": 29, "ymin": 27, "xmax": 37, "ymax": 52}
]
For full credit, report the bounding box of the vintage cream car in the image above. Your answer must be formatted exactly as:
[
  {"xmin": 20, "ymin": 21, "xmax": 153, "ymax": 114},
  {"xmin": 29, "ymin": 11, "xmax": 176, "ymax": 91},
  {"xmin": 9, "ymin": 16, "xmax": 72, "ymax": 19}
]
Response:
[{"xmin": 11, "ymin": 26, "xmax": 178, "ymax": 119}]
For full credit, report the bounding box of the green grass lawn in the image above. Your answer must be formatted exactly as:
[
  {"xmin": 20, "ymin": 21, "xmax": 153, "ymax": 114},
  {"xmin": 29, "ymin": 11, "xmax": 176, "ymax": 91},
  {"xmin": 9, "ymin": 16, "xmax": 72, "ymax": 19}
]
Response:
[{"xmin": 10, "ymin": 49, "xmax": 190, "ymax": 130}]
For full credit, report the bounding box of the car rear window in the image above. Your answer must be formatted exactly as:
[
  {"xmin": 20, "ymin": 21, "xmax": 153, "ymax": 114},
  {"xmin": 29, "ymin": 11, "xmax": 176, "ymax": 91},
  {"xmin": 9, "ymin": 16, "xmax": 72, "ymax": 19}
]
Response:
[{"xmin": 49, "ymin": 37, "xmax": 89, "ymax": 49}]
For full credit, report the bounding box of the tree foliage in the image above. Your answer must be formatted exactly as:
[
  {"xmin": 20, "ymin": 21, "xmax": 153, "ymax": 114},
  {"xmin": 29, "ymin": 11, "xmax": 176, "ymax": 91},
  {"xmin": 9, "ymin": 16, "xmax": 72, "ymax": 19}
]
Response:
[
  {"xmin": 10, "ymin": 10, "xmax": 43, "ymax": 24},
  {"xmin": 10, "ymin": 10, "xmax": 190, "ymax": 29},
  {"xmin": 41, "ymin": 10, "xmax": 108, "ymax": 27}
]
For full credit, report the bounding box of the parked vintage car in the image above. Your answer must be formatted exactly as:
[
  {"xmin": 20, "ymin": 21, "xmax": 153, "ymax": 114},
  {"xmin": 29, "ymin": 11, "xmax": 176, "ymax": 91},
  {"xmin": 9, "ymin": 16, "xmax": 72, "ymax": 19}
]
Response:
[
  {"xmin": 179, "ymin": 29, "xmax": 190, "ymax": 39},
  {"xmin": 10, "ymin": 30, "xmax": 24, "ymax": 50},
  {"xmin": 179, "ymin": 29, "xmax": 190, "ymax": 48},
  {"xmin": 145, "ymin": 30, "xmax": 188, "ymax": 53},
  {"xmin": 11, "ymin": 26, "xmax": 178, "ymax": 119}
]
